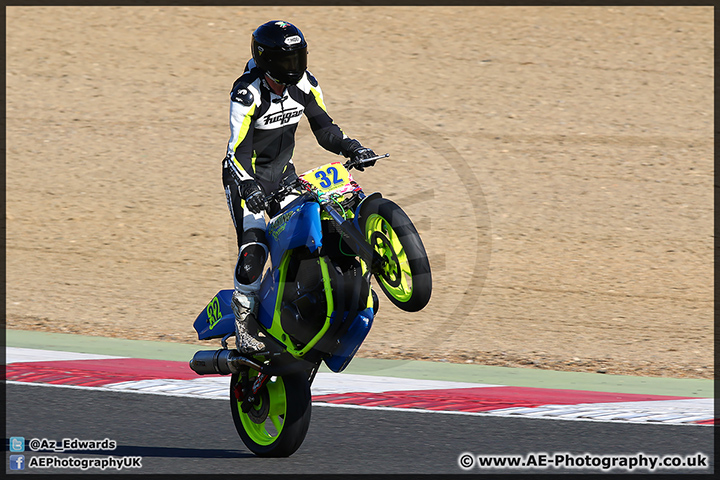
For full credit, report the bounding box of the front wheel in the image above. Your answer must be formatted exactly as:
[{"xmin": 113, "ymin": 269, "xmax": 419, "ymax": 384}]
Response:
[
  {"xmin": 358, "ymin": 197, "xmax": 432, "ymax": 312},
  {"xmin": 230, "ymin": 370, "xmax": 311, "ymax": 457}
]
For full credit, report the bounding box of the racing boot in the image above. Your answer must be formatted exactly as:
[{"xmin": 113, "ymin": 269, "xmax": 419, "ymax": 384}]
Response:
[{"xmin": 231, "ymin": 291, "xmax": 266, "ymax": 354}]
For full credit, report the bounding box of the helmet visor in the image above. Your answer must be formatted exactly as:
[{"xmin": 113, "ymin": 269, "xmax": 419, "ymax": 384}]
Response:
[{"xmin": 270, "ymin": 48, "xmax": 307, "ymax": 76}]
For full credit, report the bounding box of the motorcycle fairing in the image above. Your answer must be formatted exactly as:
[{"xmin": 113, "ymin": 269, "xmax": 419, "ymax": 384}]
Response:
[
  {"xmin": 192, "ymin": 286, "xmax": 375, "ymax": 368},
  {"xmin": 193, "ymin": 188, "xmax": 377, "ymax": 367},
  {"xmin": 260, "ymin": 252, "xmax": 334, "ymax": 357},
  {"xmin": 323, "ymin": 307, "xmax": 374, "ymax": 373},
  {"xmin": 193, "ymin": 289, "xmax": 236, "ymax": 340},
  {"xmin": 266, "ymin": 200, "xmax": 323, "ymax": 266}
]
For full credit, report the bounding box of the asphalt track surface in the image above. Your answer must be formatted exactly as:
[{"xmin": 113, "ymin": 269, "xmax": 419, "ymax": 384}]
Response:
[{"xmin": 6, "ymin": 383, "xmax": 713, "ymax": 475}]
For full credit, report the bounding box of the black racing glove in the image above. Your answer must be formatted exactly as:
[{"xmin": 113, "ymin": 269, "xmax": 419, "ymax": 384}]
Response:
[
  {"xmin": 341, "ymin": 138, "xmax": 376, "ymax": 171},
  {"xmin": 240, "ymin": 181, "xmax": 268, "ymax": 214}
]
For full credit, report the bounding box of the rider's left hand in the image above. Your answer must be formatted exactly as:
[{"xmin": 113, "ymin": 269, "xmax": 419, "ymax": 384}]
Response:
[
  {"xmin": 351, "ymin": 147, "xmax": 376, "ymax": 171},
  {"xmin": 341, "ymin": 138, "xmax": 376, "ymax": 171}
]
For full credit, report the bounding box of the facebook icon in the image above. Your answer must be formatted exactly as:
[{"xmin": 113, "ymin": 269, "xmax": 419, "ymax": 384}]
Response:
[{"xmin": 9, "ymin": 454, "xmax": 25, "ymax": 470}]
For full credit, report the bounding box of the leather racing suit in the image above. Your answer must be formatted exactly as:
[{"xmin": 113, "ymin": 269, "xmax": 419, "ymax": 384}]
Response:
[{"xmin": 222, "ymin": 59, "xmax": 351, "ymax": 294}]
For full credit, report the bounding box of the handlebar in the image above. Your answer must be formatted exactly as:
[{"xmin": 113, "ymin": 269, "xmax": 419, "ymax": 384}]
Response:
[
  {"xmin": 264, "ymin": 153, "xmax": 390, "ymax": 205},
  {"xmin": 264, "ymin": 181, "xmax": 298, "ymax": 205},
  {"xmin": 343, "ymin": 153, "xmax": 389, "ymax": 171},
  {"xmin": 258, "ymin": 154, "xmax": 390, "ymax": 271}
]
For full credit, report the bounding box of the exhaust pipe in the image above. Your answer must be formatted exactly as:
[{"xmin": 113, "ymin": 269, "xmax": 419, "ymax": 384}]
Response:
[
  {"xmin": 190, "ymin": 348, "xmax": 316, "ymax": 377},
  {"xmin": 189, "ymin": 349, "xmax": 264, "ymax": 375},
  {"xmin": 189, "ymin": 349, "xmax": 316, "ymax": 376}
]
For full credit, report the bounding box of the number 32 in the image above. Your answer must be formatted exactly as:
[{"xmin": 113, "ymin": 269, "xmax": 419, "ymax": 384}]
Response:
[{"xmin": 315, "ymin": 166, "xmax": 343, "ymax": 189}]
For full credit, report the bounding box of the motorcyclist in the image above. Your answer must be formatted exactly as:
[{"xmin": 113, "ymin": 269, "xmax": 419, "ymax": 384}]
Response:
[{"xmin": 223, "ymin": 20, "xmax": 377, "ymax": 353}]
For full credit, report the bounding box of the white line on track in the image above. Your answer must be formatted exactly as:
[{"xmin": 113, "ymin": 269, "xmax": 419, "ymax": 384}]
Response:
[
  {"xmin": 5, "ymin": 347, "xmax": 126, "ymax": 363},
  {"xmin": 7, "ymin": 381, "xmax": 712, "ymax": 426}
]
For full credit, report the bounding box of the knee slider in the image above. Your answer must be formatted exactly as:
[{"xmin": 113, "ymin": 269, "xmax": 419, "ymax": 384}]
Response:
[{"xmin": 235, "ymin": 243, "xmax": 267, "ymax": 285}]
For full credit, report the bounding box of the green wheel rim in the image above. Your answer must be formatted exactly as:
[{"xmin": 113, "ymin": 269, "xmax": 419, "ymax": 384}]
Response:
[
  {"xmin": 238, "ymin": 376, "xmax": 287, "ymax": 446},
  {"xmin": 365, "ymin": 213, "xmax": 413, "ymax": 302}
]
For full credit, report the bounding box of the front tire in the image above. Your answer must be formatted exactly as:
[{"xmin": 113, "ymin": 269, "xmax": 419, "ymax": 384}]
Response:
[
  {"xmin": 358, "ymin": 197, "xmax": 432, "ymax": 312},
  {"xmin": 230, "ymin": 370, "xmax": 312, "ymax": 457}
]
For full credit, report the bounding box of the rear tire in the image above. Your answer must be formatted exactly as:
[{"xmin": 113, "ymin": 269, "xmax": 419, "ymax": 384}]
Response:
[
  {"xmin": 358, "ymin": 197, "xmax": 432, "ymax": 312},
  {"xmin": 230, "ymin": 370, "xmax": 312, "ymax": 457}
]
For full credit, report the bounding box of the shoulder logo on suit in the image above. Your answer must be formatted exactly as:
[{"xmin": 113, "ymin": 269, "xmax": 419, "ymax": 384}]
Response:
[{"xmin": 232, "ymin": 87, "xmax": 254, "ymax": 106}]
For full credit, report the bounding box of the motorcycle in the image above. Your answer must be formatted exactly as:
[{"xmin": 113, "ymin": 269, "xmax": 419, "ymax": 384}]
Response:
[{"xmin": 189, "ymin": 153, "xmax": 432, "ymax": 457}]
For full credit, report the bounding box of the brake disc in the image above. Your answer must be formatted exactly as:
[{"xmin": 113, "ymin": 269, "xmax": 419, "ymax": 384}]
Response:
[{"xmin": 245, "ymin": 386, "xmax": 270, "ymax": 424}]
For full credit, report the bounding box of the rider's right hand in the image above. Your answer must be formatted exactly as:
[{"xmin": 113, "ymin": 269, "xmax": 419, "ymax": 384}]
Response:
[{"xmin": 241, "ymin": 181, "xmax": 268, "ymax": 214}]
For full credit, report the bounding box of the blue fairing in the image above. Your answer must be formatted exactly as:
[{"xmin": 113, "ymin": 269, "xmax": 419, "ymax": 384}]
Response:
[
  {"xmin": 192, "ymin": 286, "xmax": 275, "ymax": 339},
  {"xmin": 194, "ymin": 193, "xmax": 374, "ymax": 371},
  {"xmin": 252, "ymin": 200, "xmax": 323, "ymax": 331},
  {"xmin": 256, "ymin": 268, "xmax": 279, "ymax": 330},
  {"xmin": 194, "ymin": 289, "xmax": 236, "ymax": 340},
  {"xmin": 324, "ymin": 307, "xmax": 375, "ymax": 373},
  {"xmin": 266, "ymin": 200, "xmax": 323, "ymax": 268},
  {"xmin": 194, "ymin": 293, "xmax": 375, "ymax": 372},
  {"xmin": 194, "ymin": 200, "xmax": 323, "ymax": 339}
]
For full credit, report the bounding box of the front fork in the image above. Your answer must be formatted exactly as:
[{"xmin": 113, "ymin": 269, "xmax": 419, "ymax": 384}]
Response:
[{"xmin": 322, "ymin": 201, "xmax": 386, "ymax": 276}]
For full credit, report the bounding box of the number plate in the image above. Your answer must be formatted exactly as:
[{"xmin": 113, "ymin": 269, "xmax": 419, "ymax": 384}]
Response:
[{"xmin": 300, "ymin": 162, "xmax": 354, "ymax": 196}]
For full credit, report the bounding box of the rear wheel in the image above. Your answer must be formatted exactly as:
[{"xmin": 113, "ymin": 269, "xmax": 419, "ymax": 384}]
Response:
[
  {"xmin": 230, "ymin": 370, "xmax": 311, "ymax": 457},
  {"xmin": 358, "ymin": 197, "xmax": 432, "ymax": 312}
]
